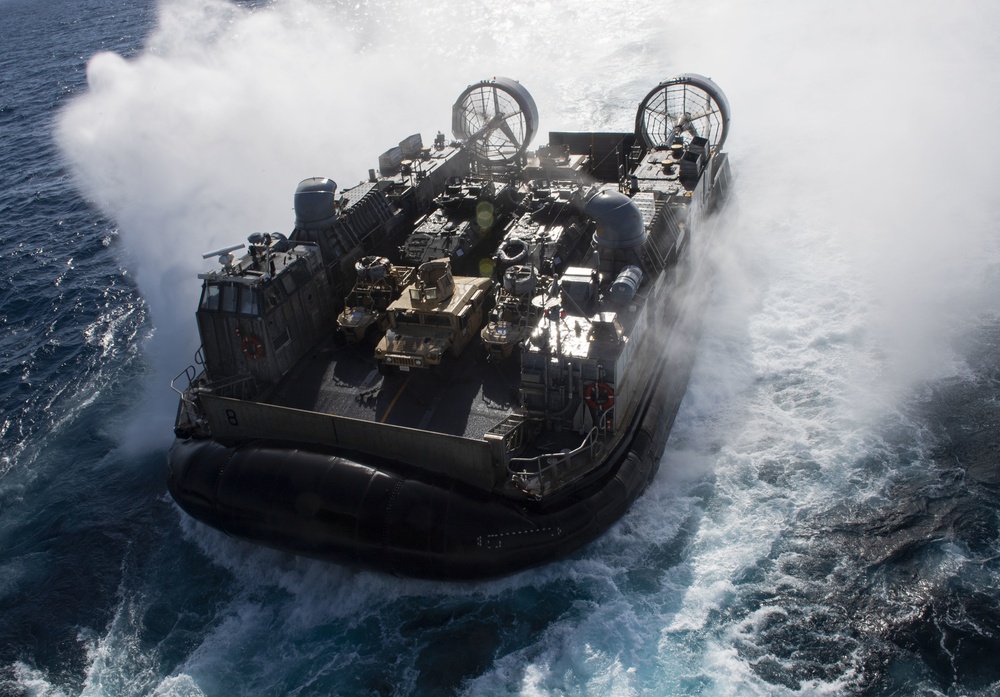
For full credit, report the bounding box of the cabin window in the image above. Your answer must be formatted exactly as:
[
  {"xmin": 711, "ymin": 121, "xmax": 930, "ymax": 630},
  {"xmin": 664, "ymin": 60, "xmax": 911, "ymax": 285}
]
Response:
[
  {"xmin": 281, "ymin": 273, "xmax": 298, "ymax": 296},
  {"xmin": 264, "ymin": 283, "xmax": 283, "ymax": 309},
  {"xmin": 200, "ymin": 284, "xmax": 221, "ymax": 311},
  {"xmin": 395, "ymin": 309, "xmax": 421, "ymax": 326},
  {"xmin": 220, "ymin": 284, "xmax": 238, "ymax": 313},
  {"xmin": 425, "ymin": 314, "xmax": 452, "ymax": 328},
  {"xmin": 239, "ymin": 288, "xmax": 261, "ymax": 316}
]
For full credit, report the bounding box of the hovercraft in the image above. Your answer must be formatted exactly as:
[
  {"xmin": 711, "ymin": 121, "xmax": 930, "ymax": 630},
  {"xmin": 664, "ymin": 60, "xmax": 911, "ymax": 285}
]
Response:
[{"xmin": 168, "ymin": 75, "xmax": 732, "ymax": 579}]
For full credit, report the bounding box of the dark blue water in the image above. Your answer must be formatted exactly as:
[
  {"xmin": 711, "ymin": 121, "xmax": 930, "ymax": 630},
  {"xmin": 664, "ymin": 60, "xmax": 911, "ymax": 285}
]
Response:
[{"xmin": 3, "ymin": 0, "xmax": 1000, "ymax": 694}]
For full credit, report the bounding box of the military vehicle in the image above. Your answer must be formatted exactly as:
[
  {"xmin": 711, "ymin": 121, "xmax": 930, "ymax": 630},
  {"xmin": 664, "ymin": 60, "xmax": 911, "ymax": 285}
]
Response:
[
  {"xmin": 374, "ymin": 257, "xmax": 491, "ymax": 373},
  {"xmin": 335, "ymin": 256, "xmax": 415, "ymax": 344}
]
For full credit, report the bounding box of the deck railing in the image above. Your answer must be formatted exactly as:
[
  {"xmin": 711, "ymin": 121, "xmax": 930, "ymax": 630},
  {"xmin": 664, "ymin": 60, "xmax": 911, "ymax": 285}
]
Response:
[{"xmin": 507, "ymin": 426, "xmax": 602, "ymax": 499}]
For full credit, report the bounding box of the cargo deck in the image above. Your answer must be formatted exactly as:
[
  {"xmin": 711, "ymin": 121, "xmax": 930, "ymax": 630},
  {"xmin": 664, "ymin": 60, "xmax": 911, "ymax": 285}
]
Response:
[{"xmin": 263, "ymin": 341, "xmax": 521, "ymax": 441}]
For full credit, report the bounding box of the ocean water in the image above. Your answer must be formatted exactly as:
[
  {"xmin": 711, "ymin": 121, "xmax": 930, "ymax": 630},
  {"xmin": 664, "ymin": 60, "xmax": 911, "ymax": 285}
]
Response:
[{"xmin": 3, "ymin": 0, "xmax": 1000, "ymax": 694}]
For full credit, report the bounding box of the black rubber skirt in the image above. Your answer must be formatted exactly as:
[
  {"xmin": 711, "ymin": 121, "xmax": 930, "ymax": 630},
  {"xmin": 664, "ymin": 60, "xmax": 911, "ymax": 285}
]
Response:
[{"xmin": 167, "ymin": 356, "xmax": 691, "ymax": 580}]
